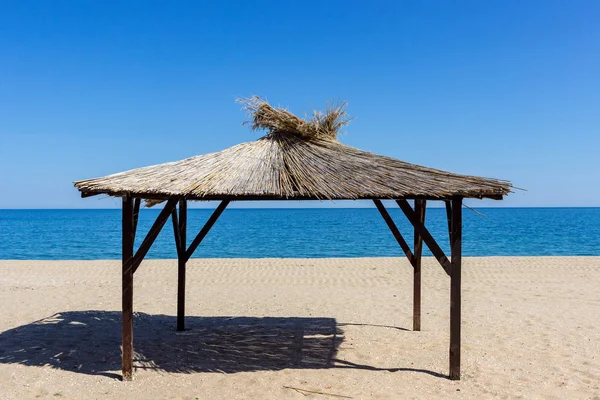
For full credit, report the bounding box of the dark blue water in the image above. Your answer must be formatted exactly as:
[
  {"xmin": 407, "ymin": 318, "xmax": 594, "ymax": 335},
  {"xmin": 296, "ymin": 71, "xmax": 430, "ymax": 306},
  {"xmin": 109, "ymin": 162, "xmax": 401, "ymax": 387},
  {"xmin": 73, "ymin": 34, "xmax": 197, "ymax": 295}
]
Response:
[{"xmin": 0, "ymin": 208, "xmax": 598, "ymax": 259}]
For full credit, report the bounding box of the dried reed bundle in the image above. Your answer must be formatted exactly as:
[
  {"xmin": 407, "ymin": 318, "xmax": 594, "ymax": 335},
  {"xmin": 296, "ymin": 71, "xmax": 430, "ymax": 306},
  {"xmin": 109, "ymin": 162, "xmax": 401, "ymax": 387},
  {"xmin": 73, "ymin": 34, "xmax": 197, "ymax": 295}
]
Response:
[{"xmin": 238, "ymin": 96, "xmax": 351, "ymax": 141}]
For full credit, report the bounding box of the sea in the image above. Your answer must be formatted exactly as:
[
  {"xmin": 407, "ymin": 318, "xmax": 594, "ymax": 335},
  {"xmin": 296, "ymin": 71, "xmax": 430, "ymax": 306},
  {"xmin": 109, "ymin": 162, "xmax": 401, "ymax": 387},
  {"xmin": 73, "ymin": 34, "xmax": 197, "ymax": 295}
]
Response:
[{"xmin": 0, "ymin": 208, "xmax": 598, "ymax": 260}]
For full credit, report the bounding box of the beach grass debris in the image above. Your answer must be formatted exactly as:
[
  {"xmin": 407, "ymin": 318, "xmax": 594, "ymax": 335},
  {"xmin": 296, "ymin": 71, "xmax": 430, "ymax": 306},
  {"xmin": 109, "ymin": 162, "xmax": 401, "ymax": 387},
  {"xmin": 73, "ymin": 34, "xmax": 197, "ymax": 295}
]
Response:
[{"xmin": 283, "ymin": 385, "xmax": 353, "ymax": 398}]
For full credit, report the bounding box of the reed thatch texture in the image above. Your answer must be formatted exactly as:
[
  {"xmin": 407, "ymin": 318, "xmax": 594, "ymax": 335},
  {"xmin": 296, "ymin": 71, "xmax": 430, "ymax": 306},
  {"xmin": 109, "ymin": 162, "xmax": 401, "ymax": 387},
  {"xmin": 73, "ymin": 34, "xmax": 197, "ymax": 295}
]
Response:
[{"xmin": 74, "ymin": 98, "xmax": 512, "ymax": 202}]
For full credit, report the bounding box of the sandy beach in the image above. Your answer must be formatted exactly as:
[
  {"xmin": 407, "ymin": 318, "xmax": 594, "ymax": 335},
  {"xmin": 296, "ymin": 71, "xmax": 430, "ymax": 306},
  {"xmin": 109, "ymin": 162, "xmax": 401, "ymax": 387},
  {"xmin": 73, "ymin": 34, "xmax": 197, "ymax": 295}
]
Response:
[{"xmin": 1, "ymin": 257, "xmax": 599, "ymax": 399}]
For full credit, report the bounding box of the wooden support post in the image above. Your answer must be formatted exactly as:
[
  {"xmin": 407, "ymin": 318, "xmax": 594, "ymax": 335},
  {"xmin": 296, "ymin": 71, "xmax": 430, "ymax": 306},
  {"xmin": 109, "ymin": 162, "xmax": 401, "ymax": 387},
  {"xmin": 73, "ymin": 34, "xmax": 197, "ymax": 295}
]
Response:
[
  {"xmin": 449, "ymin": 197, "xmax": 462, "ymax": 380},
  {"xmin": 413, "ymin": 199, "xmax": 426, "ymax": 331},
  {"xmin": 177, "ymin": 200, "xmax": 187, "ymax": 331},
  {"xmin": 122, "ymin": 196, "xmax": 135, "ymax": 381}
]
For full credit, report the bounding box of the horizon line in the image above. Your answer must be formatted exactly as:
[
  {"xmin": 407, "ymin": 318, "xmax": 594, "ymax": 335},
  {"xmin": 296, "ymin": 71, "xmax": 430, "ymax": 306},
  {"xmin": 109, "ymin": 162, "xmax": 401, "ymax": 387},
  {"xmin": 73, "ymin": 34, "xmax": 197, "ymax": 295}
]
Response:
[{"xmin": 1, "ymin": 206, "xmax": 600, "ymax": 211}]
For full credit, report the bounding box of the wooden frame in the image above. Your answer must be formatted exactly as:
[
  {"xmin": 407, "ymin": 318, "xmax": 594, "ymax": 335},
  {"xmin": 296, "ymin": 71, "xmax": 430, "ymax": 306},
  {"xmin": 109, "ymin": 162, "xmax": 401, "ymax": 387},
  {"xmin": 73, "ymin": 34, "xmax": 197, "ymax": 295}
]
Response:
[
  {"xmin": 119, "ymin": 197, "xmax": 463, "ymax": 380},
  {"xmin": 171, "ymin": 200, "xmax": 187, "ymax": 331},
  {"xmin": 413, "ymin": 199, "xmax": 426, "ymax": 332},
  {"xmin": 371, "ymin": 199, "xmax": 463, "ymax": 379},
  {"xmin": 120, "ymin": 198, "xmax": 230, "ymax": 380},
  {"xmin": 121, "ymin": 197, "xmax": 134, "ymax": 381},
  {"xmin": 449, "ymin": 198, "xmax": 462, "ymax": 380}
]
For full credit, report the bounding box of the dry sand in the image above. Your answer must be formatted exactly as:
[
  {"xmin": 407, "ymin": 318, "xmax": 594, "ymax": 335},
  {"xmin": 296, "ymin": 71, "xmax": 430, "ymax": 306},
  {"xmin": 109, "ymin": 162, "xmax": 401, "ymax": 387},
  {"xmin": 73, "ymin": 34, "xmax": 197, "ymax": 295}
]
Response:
[{"xmin": 0, "ymin": 257, "xmax": 599, "ymax": 399}]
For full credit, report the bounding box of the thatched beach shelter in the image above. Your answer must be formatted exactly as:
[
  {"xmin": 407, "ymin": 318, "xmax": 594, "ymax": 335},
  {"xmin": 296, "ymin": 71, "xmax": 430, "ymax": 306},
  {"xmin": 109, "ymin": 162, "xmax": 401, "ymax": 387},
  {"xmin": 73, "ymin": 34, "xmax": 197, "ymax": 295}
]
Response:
[{"xmin": 74, "ymin": 97, "xmax": 512, "ymax": 381}]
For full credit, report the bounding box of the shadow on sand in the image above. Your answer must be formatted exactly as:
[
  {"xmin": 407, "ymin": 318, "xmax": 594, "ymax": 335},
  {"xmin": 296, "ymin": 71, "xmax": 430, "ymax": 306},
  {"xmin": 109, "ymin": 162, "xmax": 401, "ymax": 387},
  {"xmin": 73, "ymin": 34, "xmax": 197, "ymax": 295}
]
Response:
[
  {"xmin": 0, "ymin": 310, "xmax": 446, "ymax": 379},
  {"xmin": 0, "ymin": 311, "xmax": 341, "ymax": 377}
]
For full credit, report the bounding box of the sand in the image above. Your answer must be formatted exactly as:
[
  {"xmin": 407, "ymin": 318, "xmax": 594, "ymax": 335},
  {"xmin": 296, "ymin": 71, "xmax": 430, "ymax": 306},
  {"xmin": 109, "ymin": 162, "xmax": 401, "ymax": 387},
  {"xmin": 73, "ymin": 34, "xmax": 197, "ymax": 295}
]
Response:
[{"xmin": 0, "ymin": 257, "xmax": 599, "ymax": 399}]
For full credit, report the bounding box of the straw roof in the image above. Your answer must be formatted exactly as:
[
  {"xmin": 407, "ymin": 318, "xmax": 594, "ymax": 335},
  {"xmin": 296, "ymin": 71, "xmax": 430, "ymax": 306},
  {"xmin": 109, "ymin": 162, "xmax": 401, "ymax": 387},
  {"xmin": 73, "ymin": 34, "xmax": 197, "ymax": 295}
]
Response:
[{"xmin": 74, "ymin": 97, "xmax": 512, "ymax": 202}]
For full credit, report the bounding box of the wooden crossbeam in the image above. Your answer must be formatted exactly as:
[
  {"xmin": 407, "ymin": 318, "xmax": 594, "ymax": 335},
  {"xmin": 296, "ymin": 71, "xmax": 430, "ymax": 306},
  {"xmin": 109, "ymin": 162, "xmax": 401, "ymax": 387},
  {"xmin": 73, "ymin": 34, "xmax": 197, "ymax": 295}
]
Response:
[
  {"xmin": 373, "ymin": 199, "xmax": 415, "ymax": 267},
  {"xmin": 185, "ymin": 200, "xmax": 230, "ymax": 262},
  {"xmin": 81, "ymin": 190, "xmax": 506, "ymax": 201},
  {"xmin": 396, "ymin": 199, "xmax": 451, "ymax": 276},
  {"xmin": 132, "ymin": 198, "xmax": 141, "ymax": 242},
  {"xmin": 171, "ymin": 209, "xmax": 183, "ymax": 259},
  {"xmin": 131, "ymin": 199, "xmax": 178, "ymax": 274},
  {"xmin": 178, "ymin": 200, "xmax": 187, "ymax": 249},
  {"xmin": 444, "ymin": 200, "xmax": 452, "ymax": 243}
]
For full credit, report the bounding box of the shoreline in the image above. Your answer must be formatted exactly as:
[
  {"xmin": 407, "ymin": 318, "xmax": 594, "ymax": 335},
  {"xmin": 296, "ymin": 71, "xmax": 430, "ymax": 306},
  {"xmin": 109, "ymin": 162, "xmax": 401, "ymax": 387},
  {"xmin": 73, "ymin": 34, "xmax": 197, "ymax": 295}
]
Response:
[
  {"xmin": 1, "ymin": 257, "xmax": 599, "ymax": 399},
  {"xmin": 3, "ymin": 206, "xmax": 600, "ymax": 210},
  {"xmin": 3, "ymin": 255, "xmax": 600, "ymax": 261}
]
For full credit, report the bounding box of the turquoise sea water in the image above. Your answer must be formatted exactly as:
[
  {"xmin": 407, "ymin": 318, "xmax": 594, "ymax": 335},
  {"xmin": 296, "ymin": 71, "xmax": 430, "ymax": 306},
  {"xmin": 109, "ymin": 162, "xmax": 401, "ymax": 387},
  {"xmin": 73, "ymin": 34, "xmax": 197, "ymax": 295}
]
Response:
[{"xmin": 0, "ymin": 208, "xmax": 598, "ymax": 259}]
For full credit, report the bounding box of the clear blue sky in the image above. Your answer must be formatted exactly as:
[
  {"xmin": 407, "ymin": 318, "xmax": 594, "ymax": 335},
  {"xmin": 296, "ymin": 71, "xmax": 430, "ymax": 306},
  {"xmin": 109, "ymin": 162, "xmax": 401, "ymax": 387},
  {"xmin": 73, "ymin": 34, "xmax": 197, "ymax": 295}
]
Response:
[{"xmin": 1, "ymin": 1, "xmax": 598, "ymax": 208}]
